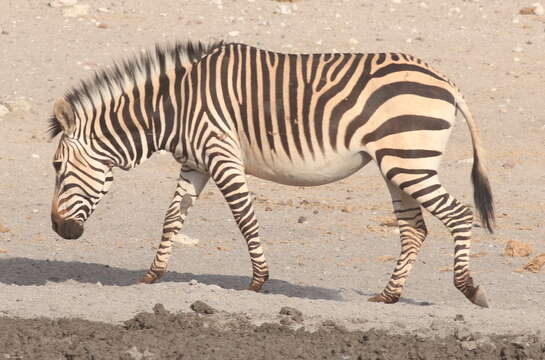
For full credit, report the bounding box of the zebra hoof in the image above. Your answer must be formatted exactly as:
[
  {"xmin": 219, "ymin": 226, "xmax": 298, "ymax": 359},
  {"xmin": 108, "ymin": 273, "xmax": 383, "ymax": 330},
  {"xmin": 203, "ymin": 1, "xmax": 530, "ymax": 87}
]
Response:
[
  {"xmin": 138, "ymin": 272, "xmax": 160, "ymax": 284},
  {"xmin": 247, "ymin": 281, "xmax": 264, "ymax": 292},
  {"xmin": 368, "ymin": 294, "xmax": 399, "ymax": 304},
  {"xmin": 468, "ymin": 285, "xmax": 489, "ymax": 308}
]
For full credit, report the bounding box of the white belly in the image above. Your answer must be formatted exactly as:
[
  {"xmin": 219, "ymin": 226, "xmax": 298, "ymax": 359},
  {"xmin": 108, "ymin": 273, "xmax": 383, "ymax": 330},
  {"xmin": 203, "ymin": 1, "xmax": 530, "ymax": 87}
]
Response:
[{"xmin": 245, "ymin": 151, "xmax": 371, "ymax": 186}]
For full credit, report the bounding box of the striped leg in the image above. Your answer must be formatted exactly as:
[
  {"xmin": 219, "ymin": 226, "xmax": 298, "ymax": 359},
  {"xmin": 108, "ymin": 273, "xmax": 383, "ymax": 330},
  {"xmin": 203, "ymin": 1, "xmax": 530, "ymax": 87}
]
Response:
[
  {"xmin": 384, "ymin": 170, "xmax": 488, "ymax": 307},
  {"xmin": 139, "ymin": 169, "xmax": 209, "ymax": 284},
  {"xmin": 208, "ymin": 158, "xmax": 268, "ymax": 291},
  {"xmin": 369, "ymin": 181, "xmax": 428, "ymax": 304}
]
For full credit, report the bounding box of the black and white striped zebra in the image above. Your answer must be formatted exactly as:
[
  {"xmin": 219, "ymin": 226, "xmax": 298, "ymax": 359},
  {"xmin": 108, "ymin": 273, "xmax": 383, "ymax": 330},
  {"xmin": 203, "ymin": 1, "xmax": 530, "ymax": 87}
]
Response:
[{"xmin": 49, "ymin": 41, "xmax": 494, "ymax": 307}]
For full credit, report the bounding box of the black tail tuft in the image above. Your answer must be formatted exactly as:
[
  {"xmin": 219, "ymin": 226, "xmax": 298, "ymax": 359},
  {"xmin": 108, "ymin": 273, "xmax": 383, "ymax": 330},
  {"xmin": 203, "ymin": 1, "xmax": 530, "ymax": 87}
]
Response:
[{"xmin": 471, "ymin": 156, "xmax": 495, "ymax": 233}]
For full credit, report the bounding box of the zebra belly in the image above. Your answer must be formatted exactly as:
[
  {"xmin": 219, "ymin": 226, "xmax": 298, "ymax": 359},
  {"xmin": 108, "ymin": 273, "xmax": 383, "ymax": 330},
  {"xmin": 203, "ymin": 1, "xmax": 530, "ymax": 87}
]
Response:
[{"xmin": 245, "ymin": 151, "xmax": 371, "ymax": 186}]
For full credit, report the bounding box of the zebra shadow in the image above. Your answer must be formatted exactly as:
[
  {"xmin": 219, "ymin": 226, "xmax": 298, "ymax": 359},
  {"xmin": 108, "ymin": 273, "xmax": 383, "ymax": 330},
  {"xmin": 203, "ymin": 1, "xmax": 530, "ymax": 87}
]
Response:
[{"xmin": 0, "ymin": 257, "xmax": 342, "ymax": 301}]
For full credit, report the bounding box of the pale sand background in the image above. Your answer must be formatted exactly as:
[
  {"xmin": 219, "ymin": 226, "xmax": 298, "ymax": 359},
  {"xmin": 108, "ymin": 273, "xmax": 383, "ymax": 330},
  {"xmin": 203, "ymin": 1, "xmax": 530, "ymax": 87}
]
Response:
[{"xmin": 1, "ymin": 0, "xmax": 544, "ymax": 337}]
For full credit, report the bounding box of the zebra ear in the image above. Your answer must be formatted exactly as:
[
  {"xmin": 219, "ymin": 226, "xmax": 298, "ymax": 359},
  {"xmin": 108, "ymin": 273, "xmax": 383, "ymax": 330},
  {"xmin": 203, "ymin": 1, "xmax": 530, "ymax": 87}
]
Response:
[{"xmin": 53, "ymin": 99, "xmax": 76, "ymax": 134}]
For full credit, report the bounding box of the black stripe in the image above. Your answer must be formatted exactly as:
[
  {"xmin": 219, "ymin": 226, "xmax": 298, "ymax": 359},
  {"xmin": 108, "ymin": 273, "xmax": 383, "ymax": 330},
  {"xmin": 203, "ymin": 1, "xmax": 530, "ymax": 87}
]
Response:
[
  {"xmin": 288, "ymin": 54, "xmax": 304, "ymax": 159},
  {"xmin": 274, "ymin": 52, "xmax": 290, "ymax": 159},
  {"xmin": 372, "ymin": 63, "xmax": 447, "ymax": 83},
  {"xmin": 346, "ymin": 81, "xmax": 455, "ymax": 147},
  {"xmin": 375, "ymin": 148, "xmax": 442, "ymax": 167},
  {"xmin": 363, "ymin": 115, "xmax": 451, "ymax": 144},
  {"xmin": 329, "ymin": 54, "xmax": 373, "ymax": 150},
  {"xmin": 249, "ymin": 47, "xmax": 263, "ymax": 152}
]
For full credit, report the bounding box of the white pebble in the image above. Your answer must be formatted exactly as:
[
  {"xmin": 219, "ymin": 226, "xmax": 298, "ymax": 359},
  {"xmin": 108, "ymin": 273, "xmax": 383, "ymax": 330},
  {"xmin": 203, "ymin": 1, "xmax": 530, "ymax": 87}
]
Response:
[
  {"xmin": 172, "ymin": 233, "xmax": 199, "ymax": 246},
  {"xmin": 228, "ymin": 30, "xmax": 239, "ymax": 37},
  {"xmin": 189, "ymin": 279, "xmax": 198, "ymax": 286},
  {"xmin": 0, "ymin": 104, "xmax": 9, "ymax": 118},
  {"xmin": 419, "ymin": 2, "xmax": 428, "ymax": 8},
  {"xmin": 512, "ymin": 46, "xmax": 523, "ymax": 53},
  {"xmin": 392, "ymin": 0, "xmax": 402, "ymax": 3},
  {"xmin": 533, "ymin": 3, "xmax": 544, "ymax": 15},
  {"xmin": 49, "ymin": 0, "xmax": 78, "ymax": 8},
  {"xmin": 31, "ymin": 154, "xmax": 40, "ymax": 159},
  {"xmin": 348, "ymin": 38, "xmax": 358, "ymax": 45},
  {"xmin": 62, "ymin": 4, "xmax": 89, "ymax": 18}
]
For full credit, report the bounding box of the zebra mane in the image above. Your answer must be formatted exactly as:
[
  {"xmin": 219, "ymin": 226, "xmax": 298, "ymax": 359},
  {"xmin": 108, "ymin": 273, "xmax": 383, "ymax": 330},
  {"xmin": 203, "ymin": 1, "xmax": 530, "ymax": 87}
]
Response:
[{"xmin": 48, "ymin": 40, "xmax": 225, "ymax": 139}]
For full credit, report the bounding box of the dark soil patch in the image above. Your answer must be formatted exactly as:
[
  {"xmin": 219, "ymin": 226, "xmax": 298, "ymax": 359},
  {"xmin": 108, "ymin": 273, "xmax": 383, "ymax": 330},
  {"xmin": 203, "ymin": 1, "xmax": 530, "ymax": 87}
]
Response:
[{"xmin": 0, "ymin": 304, "xmax": 543, "ymax": 360}]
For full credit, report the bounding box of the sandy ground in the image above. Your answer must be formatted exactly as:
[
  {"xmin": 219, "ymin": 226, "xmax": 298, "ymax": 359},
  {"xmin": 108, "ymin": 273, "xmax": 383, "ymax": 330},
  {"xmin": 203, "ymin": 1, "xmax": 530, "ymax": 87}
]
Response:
[{"xmin": 1, "ymin": 0, "xmax": 545, "ymax": 357}]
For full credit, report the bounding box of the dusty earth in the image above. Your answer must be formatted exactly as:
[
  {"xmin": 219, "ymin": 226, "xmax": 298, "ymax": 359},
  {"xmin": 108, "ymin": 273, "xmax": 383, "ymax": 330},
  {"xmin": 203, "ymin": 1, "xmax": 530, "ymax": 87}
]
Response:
[{"xmin": 1, "ymin": 0, "xmax": 545, "ymax": 358}]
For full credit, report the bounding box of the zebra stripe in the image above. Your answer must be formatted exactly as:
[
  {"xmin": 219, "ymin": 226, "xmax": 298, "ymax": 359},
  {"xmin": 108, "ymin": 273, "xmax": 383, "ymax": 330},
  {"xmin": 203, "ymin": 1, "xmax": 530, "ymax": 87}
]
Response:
[{"xmin": 50, "ymin": 41, "xmax": 494, "ymax": 306}]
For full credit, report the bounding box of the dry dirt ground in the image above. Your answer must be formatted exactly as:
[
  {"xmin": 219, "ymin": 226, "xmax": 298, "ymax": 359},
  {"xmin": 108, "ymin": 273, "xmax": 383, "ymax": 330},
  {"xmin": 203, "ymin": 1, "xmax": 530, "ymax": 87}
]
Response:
[{"xmin": 1, "ymin": 0, "xmax": 545, "ymax": 358}]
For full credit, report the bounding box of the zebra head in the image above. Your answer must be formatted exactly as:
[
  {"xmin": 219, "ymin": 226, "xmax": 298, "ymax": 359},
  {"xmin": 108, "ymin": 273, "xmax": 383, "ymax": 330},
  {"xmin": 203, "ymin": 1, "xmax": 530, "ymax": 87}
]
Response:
[{"xmin": 50, "ymin": 99, "xmax": 114, "ymax": 239}]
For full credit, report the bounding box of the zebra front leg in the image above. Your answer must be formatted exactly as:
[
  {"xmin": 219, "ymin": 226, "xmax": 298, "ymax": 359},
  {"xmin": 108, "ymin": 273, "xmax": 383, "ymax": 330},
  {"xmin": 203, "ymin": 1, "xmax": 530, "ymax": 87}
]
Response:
[
  {"xmin": 369, "ymin": 181, "xmax": 428, "ymax": 304},
  {"xmin": 139, "ymin": 170, "xmax": 209, "ymax": 284},
  {"xmin": 209, "ymin": 160, "xmax": 268, "ymax": 291}
]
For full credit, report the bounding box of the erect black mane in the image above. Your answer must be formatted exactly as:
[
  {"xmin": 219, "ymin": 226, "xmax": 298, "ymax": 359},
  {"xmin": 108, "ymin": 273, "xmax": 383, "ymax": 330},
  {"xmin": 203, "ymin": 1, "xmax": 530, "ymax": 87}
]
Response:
[{"xmin": 48, "ymin": 40, "xmax": 225, "ymax": 139}]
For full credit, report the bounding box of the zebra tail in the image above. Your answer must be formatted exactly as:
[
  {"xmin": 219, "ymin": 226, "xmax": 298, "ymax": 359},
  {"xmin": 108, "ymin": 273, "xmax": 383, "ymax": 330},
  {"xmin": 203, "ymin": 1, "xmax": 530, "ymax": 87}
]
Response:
[{"xmin": 456, "ymin": 95, "xmax": 495, "ymax": 233}]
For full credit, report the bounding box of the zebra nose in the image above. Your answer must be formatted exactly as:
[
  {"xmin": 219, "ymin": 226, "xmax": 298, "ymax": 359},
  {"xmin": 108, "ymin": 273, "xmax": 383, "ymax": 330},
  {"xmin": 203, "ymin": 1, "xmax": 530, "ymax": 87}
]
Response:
[
  {"xmin": 60, "ymin": 219, "xmax": 84, "ymax": 239},
  {"xmin": 51, "ymin": 214, "xmax": 84, "ymax": 240}
]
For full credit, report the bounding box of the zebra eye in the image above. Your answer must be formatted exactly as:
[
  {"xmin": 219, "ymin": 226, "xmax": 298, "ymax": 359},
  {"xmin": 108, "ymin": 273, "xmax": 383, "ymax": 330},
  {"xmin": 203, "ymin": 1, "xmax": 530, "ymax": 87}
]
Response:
[{"xmin": 53, "ymin": 161, "xmax": 62, "ymax": 172}]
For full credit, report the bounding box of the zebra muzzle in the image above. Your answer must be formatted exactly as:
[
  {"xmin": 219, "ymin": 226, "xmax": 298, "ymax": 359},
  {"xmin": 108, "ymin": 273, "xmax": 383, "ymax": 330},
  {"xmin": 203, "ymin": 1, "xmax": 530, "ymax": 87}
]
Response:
[{"xmin": 52, "ymin": 215, "xmax": 84, "ymax": 240}]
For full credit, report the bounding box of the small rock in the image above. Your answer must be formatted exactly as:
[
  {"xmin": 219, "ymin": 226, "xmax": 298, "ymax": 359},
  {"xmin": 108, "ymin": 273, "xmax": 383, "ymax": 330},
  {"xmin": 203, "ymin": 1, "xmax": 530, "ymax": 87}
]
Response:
[
  {"xmin": 511, "ymin": 335, "xmax": 530, "ymax": 348},
  {"xmin": 322, "ymin": 319, "xmax": 336, "ymax": 327},
  {"xmin": 96, "ymin": 281, "xmax": 102, "ymax": 287},
  {"xmin": 188, "ymin": 279, "xmax": 198, "ymax": 286},
  {"xmin": 125, "ymin": 346, "xmax": 153, "ymax": 360},
  {"xmin": 504, "ymin": 240, "xmax": 533, "ymax": 257},
  {"xmin": 512, "ymin": 46, "xmax": 523, "ymax": 53},
  {"xmin": 190, "ymin": 300, "xmax": 216, "ymax": 315},
  {"xmin": 228, "ymin": 30, "xmax": 240, "ymax": 37},
  {"xmin": 0, "ymin": 224, "xmax": 10, "ymax": 233},
  {"xmin": 97, "ymin": 7, "xmax": 109, "ymax": 13},
  {"xmin": 377, "ymin": 255, "xmax": 395, "ymax": 262},
  {"xmin": 455, "ymin": 326, "xmax": 472, "ymax": 341},
  {"xmin": 461, "ymin": 340, "xmax": 477, "ymax": 351},
  {"xmin": 172, "ymin": 233, "xmax": 199, "ymax": 246},
  {"xmin": 277, "ymin": 3, "xmax": 297, "ymax": 14},
  {"xmin": 49, "ymin": 0, "xmax": 78, "ymax": 8},
  {"xmin": 502, "ymin": 161, "xmax": 516, "ymax": 169},
  {"xmin": 62, "ymin": 4, "xmax": 90, "ymax": 17},
  {"xmin": 519, "ymin": 3, "xmax": 544, "ymax": 15},
  {"xmin": 457, "ymin": 157, "xmax": 473, "ymax": 165},
  {"xmin": 279, "ymin": 317, "xmax": 293, "ymax": 326},
  {"xmin": 522, "ymin": 253, "xmax": 545, "ymax": 273},
  {"xmin": 454, "ymin": 314, "xmax": 465, "ymax": 322},
  {"xmin": 2, "ymin": 97, "xmax": 32, "ymax": 113},
  {"xmin": 0, "ymin": 248, "xmax": 7, "ymax": 254},
  {"xmin": 476, "ymin": 336, "xmax": 496, "ymax": 352},
  {"xmin": 0, "ymin": 104, "xmax": 9, "ymax": 118},
  {"xmin": 279, "ymin": 306, "xmax": 303, "ymax": 322},
  {"xmin": 297, "ymin": 216, "xmax": 307, "ymax": 224},
  {"xmin": 153, "ymin": 303, "xmax": 168, "ymax": 316},
  {"xmin": 97, "ymin": 22, "xmax": 108, "ymax": 29}
]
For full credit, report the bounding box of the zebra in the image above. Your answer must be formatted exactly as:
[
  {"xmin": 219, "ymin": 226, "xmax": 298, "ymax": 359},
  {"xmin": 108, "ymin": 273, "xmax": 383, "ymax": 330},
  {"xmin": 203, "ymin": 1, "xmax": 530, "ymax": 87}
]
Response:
[{"xmin": 49, "ymin": 41, "xmax": 494, "ymax": 307}]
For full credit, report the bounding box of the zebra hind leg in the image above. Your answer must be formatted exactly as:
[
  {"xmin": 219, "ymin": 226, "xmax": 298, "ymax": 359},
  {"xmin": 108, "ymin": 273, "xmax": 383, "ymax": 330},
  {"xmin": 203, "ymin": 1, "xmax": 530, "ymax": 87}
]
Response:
[
  {"xmin": 386, "ymin": 170, "xmax": 488, "ymax": 307},
  {"xmin": 139, "ymin": 170, "xmax": 209, "ymax": 284},
  {"xmin": 368, "ymin": 181, "xmax": 428, "ymax": 304},
  {"xmin": 209, "ymin": 159, "xmax": 269, "ymax": 291}
]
